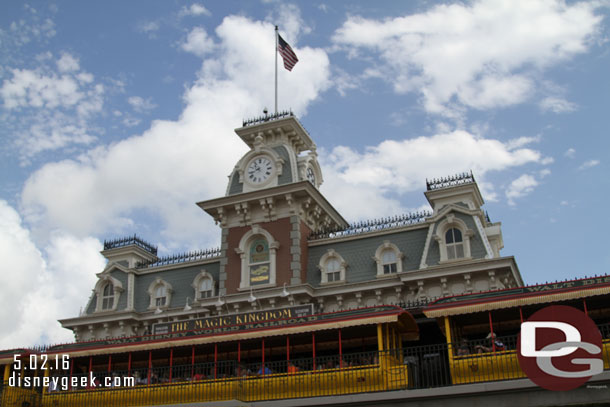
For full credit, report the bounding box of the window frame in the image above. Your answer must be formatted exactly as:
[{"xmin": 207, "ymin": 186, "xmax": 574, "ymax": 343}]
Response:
[
  {"xmin": 374, "ymin": 241, "xmax": 404, "ymax": 276},
  {"xmin": 101, "ymin": 283, "xmax": 114, "ymax": 310},
  {"xmin": 192, "ymin": 270, "xmax": 216, "ymax": 301},
  {"xmin": 319, "ymin": 249, "xmax": 347, "ymax": 284},
  {"xmin": 235, "ymin": 225, "xmax": 279, "ymax": 290},
  {"xmin": 93, "ymin": 274, "xmax": 124, "ymax": 313},
  {"xmin": 147, "ymin": 278, "xmax": 173, "ymax": 311},
  {"xmin": 435, "ymin": 214, "xmax": 473, "ymax": 263}
]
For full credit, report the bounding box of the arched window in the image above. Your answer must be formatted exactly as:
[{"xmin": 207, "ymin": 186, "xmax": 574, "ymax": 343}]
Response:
[
  {"xmin": 326, "ymin": 258, "xmax": 341, "ymax": 282},
  {"xmin": 155, "ymin": 285, "xmax": 167, "ymax": 307},
  {"xmin": 101, "ymin": 283, "xmax": 114, "ymax": 310},
  {"xmin": 147, "ymin": 279, "xmax": 173, "ymax": 310},
  {"xmin": 236, "ymin": 225, "xmax": 279, "ymax": 290},
  {"xmin": 319, "ymin": 250, "xmax": 347, "ymax": 284},
  {"xmin": 434, "ymin": 214, "xmax": 473, "ymax": 263},
  {"xmin": 374, "ymin": 241, "xmax": 404, "ymax": 276},
  {"xmin": 445, "ymin": 228, "xmax": 464, "ymax": 260},
  {"xmin": 199, "ymin": 278, "xmax": 213, "ymax": 299},
  {"xmin": 192, "ymin": 270, "xmax": 216, "ymax": 301},
  {"xmin": 381, "ymin": 250, "xmax": 397, "ymax": 274},
  {"xmin": 93, "ymin": 274, "xmax": 124, "ymax": 313},
  {"xmin": 249, "ymin": 238, "xmax": 270, "ymax": 287}
]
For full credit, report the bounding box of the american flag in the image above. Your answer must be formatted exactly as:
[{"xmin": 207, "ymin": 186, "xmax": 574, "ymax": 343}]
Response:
[{"xmin": 277, "ymin": 34, "xmax": 298, "ymax": 71}]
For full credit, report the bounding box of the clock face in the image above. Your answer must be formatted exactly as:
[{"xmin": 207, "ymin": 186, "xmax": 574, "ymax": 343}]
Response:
[
  {"xmin": 247, "ymin": 156, "xmax": 274, "ymax": 184},
  {"xmin": 306, "ymin": 167, "xmax": 315, "ymax": 184}
]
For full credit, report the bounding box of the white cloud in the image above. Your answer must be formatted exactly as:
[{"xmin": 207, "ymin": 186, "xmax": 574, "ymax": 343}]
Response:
[
  {"xmin": 332, "ymin": 0, "xmax": 603, "ymax": 116},
  {"xmin": 181, "ymin": 27, "xmax": 215, "ymax": 57},
  {"xmin": 21, "ymin": 14, "xmax": 330, "ymax": 248},
  {"xmin": 56, "ymin": 52, "xmax": 80, "ymax": 72},
  {"xmin": 0, "ymin": 201, "xmax": 103, "ymax": 348},
  {"xmin": 564, "ymin": 148, "xmax": 576, "ymax": 158},
  {"xmin": 539, "ymin": 96, "xmax": 577, "ymax": 113},
  {"xmin": 128, "ymin": 96, "xmax": 157, "ymax": 113},
  {"xmin": 180, "ymin": 4, "xmax": 211, "ymax": 17},
  {"xmin": 1, "ymin": 68, "xmax": 83, "ymax": 109},
  {"xmin": 137, "ymin": 21, "xmax": 160, "ymax": 38},
  {"xmin": 506, "ymin": 174, "xmax": 538, "ymax": 205},
  {"xmin": 0, "ymin": 5, "xmax": 56, "ymax": 50},
  {"xmin": 319, "ymin": 130, "xmax": 545, "ymax": 219},
  {"xmin": 0, "ymin": 54, "xmax": 105, "ymax": 162},
  {"xmin": 578, "ymin": 159, "xmax": 600, "ymax": 170},
  {"xmin": 15, "ymin": 118, "xmax": 97, "ymax": 161},
  {"xmin": 505, "ymin": 135, "xmax": 541, "ymax": 150}
]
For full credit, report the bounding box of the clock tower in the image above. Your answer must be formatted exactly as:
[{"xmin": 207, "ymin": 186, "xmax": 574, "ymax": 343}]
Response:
[{"xmin": 197, "ymin": 112, "xmax": 347, "ymax": 297}]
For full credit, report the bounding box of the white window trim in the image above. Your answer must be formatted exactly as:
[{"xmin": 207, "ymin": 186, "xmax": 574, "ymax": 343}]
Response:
[
  {"xmin": 319, "ymin": 249, "xmax": 347, "ymax": 285},
  {"xmin": 93, "ymin": 275, "xmax": 124, "ymax": 313},
  {"xmin": 192, "ymin": 270, "xmax": 215, "ymax": 301},
  {"xmin": 434, "ymin": 214, "xmax": 474, "ymax": 263},
  {"xmin": 373, "ymin": 241, "xmax": 404, "ymax": 276},
  {"xmin": 235, "ymin": 225, "xmax": 279, "ymax": 290},
  {"xmin": 147, "ymin": 278, "xmax": 174, "ymax": 310}
]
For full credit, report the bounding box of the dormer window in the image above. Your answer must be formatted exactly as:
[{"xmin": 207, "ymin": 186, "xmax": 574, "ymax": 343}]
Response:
[
  {"xmin": 93, "ymin": 274, "xmax": 124, "ymax": 313},
  {"xmin": 382, "ymin": 250, "xmax": 397, "ymax": 273},
  {"xmin": 445, "ymin": 228, "xmax": 464, "ymax": 259},
  {"xmin": 192, "ymin": 270, "xmax": 216, "ymax": 301},
  {"xmin": 326, "ymin": 258, "xmax": 342, "ymax": 282},
  {"xmin": 374, "ymin": 241, "xmax": 404, "ymax": 276},
  {"xmin": 435, "ymin": 214, "xmax": 473, "ymax": 263},
  {"xmin": 101, "ymin": 283, "xmax": 114, "ymax": 310},
  {"xmin": 199, "ymin": 278, "xmax": 213, "ymax": 299},
  {"xmin": 155, "ymin": 285, "xmax": 167, "ymax": 307},
  {"xmin": 147, "ymin": 279, "xmax": 173, "ymax": 310},
  {"xmin": 319, "ymin": 250, "xmax": 347, "ymax": 284}
]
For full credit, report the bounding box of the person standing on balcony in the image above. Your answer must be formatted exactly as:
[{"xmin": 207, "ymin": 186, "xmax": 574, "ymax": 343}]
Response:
[{"xmin": 257, "ymin": 365, "xmax": 272, "ymax": 376}]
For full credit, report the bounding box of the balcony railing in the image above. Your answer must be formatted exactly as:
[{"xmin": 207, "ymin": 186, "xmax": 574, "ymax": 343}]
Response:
[
  {"xmin": 103, "ymin": 235, "xmax": 158, "ymax": 256},
  {"xmin": 3, "ymin": 336, "xmax": 610, "ymax": 406},
  {"xmin": 310, "ymin": 211, "xmax": 431, "ymax": 241}
]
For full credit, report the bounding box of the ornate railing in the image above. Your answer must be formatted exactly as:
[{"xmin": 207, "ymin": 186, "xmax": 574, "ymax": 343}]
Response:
[
  {"xmin": 3, "ymin": 335, "xmax": 610, "ymax": 406},
  {"xmin": 426, "ymin": 171, "xmax": 475, "ymax": 191},
  {"xmin": 399, "ymin": 298, "xmax": 436, "ymax": 310},
  {"xmin": 310, "ymin": 211, "xmax": 431, "ymax": 240},
  {"xmin": 137, "ymin": 247, "xmax": 221, "ymax": 269},
  {"xmin": 103, "ymin": 235, "xmax": 157, "ymax": 256},
  {"xmin": 242, "ymin": 110, "xmax": 293, "ymax": 127}
]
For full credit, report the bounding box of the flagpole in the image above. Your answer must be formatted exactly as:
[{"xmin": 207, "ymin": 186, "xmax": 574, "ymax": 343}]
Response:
[{"xmin": 275, "ymin": 25, "xmax": 278, "ymax": 115}]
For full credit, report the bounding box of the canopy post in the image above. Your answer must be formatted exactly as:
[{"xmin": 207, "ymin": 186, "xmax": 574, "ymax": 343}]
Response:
[
  {"xmin": 312, "ymin": 332, "xmax": 316, "ymax": 370},
  {"xmin": 169, "ymin": 348, "xmax": 174, "ymax": 382},
  {"xmin": 147, "ymin": 351, "xmax": 152, "ymax": 385},
  {"xmin": 262, "ymin": 339, "xmax": 266, "ymax": 376},
  {"xmin": 488, "ymin": 311, "xmax": 496, "ymax": 352},
  {"xmin": 191, "ymin": 346, "xmax": 195, "ymax": 379},
  {"xmin": 583, "ymin": 298, "xmax": 589, "ymax": 315},
  {"xmin": 338, "ymin": 329, "xmax": 343, "ymax": 368},
  {"xmin": 214, "ymin": 344, "xmax": 218, "ymax": 379}
]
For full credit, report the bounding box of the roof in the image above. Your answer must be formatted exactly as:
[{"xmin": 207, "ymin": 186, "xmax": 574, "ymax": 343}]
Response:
[
  {"xmin": 1, "ymin": 305, "xmax": 417, "ymax": 363},
  {"xmin": 423, "ymin": 275, "xmax": 610, "ymax": 317}
]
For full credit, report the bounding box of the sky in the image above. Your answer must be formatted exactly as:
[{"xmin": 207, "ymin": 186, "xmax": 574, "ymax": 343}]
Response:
[{"xmin": 0, "ymin": 0, "xmax": 609, "ymax": 349}]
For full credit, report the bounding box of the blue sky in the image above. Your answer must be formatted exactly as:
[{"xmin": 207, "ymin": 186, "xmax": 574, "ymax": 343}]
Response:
[{"xmin": 1, "ymin": 0, "xmax": 608, "ymax": 348}]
